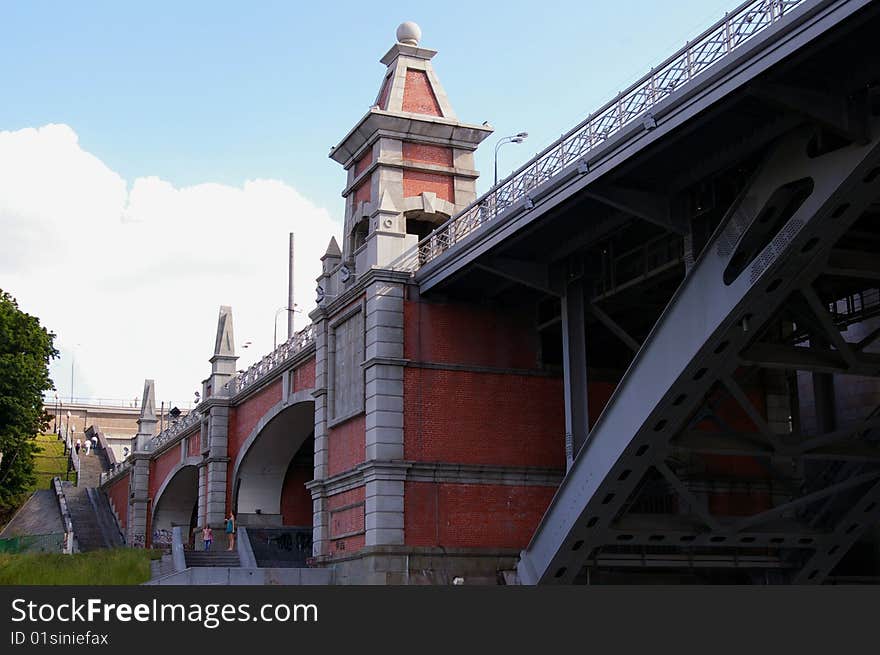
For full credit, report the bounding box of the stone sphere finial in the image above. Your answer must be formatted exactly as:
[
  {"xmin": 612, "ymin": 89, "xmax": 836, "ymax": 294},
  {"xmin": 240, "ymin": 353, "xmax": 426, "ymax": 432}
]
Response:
[{"xmin": 396, "ymin": 21, "xmax": 421, "ymax": 46}]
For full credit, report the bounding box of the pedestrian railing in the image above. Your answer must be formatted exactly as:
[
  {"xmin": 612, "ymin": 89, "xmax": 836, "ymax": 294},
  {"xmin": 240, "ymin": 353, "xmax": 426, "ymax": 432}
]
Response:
[{"xmin": 389, "ymin": 0, "xmax": 807, "ymax": 273}]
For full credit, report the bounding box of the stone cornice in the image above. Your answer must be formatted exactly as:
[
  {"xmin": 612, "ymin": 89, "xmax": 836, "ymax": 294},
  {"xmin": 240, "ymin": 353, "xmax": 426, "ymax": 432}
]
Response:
[
  {"xmin": 309, "ymin": 460, "xmax": 563, "ymax": 497},
  {"xmin": 330, "ymin": 110, "xmax": 492, "ymax": 167}
]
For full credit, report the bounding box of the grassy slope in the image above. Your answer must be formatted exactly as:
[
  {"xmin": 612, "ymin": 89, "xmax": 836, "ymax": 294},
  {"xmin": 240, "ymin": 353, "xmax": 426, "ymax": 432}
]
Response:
[
  {"xmin": 0, "ymin": 434, "xmax": 75, "ymax": 529},
  {"xmin": 32, "ymin": 433, "xmax": 74, "ymax": 489},
  {"xmin": 0, "ymin": 549, "xmax": 153, "ymax": 585}
]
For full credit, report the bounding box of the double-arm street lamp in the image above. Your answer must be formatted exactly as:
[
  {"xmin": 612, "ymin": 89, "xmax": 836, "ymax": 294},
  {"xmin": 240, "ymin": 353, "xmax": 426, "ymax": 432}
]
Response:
[{"xmin": 494, "ymin": 132, "xmax": 529, "ymax": 187}]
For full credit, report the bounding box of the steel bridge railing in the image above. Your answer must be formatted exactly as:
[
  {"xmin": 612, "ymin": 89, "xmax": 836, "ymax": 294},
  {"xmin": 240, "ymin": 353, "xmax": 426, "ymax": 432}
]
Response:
[{"xmin": 389, "ymin": 0, "xmax": 806, "ymax": 273}]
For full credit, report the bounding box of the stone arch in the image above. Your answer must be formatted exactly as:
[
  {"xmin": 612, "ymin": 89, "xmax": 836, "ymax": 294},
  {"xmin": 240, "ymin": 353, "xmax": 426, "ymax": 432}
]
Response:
[
  {"xmin": 231, "ymin": 397, "xmax": 315, "ymax": 527},
  {"xmin": 402, "ymin": 194, "xmax": 455, "ymax": 240},
  {"xmin": 151, "ymin": 457, "xmax": 201, "ymax": 546}
]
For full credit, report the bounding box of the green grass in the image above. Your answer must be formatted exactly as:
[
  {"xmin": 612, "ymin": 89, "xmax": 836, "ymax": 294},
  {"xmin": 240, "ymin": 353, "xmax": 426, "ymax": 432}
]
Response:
[
  {"xmin": 0, "ymin": 434, "xmax": 75, "ymax": 530},
  {"xmin": 0, "ymin": 548, "xmax": 153, "ymax": 585},
  {"xmin": 32, "ymin": 433, "xmax": 75, "ymax": 490}
]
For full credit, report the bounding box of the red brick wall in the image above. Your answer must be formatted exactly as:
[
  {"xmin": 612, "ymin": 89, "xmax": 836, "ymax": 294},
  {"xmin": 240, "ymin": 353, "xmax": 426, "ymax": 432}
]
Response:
[
  {"xmin": 187, "ymin": 431, "xmax": 200, "ymax": 458},
  {"xmin": 402, "ymin": 69, "xmax": 442, "ymax": 116},
  {"xmin": 587, "ymin": 381, "xmax": 617, "ymax": 429},
  {"xmin": 405, "ymin": 368, "xmax": 564, "ymax": 468},
  {"xmin": 405, "ymin": 482, "xmax": 556, "ymax": 549},
  {"xmin": 281, "ymin": 463, "xmax": 312, "ymax": 527},
  {"xmin": 291, "ymin": 358, "xmax": 316, "ymax": 393},
  {"xmin": 150, "ymin": 445, "xmax": 180, "ymax": 502},
  {"xmin": 403, "ymin": 170, "xmax": 453, "ymax": 202},
  {"xmin": 227, "ymin": 380, "xmax": 283, "ymax": 514},
  {"xmin": 328, "ymin": 414, "xmax": 365, "ymax": 477},
  {"xmin": 404, "ymin": 299, "xmax": 538, "ymax": 368},
  {"xmin": 327, "ymin": 486, "xmax": 365, "ymax": 555},
  {"xmin": 698, "ymin": 386, "xmax": 769, "ymax": 479},
  {"xmin": 354, "ymin": 149, "xmax": 372, "ymax": 177},
  {"xmin": 106, "ymin": 473, "xmax": 129, "ymax": 535},
  {"xmin": 403, "ymin": 142, "xmax": 453, "ymax": 167},
  {"xmin": 353, "ymin": 175, "xmax": 372, "ymax": 205},
  {"xmin": 708, "ymin": 490, "xmax": 771, "ymax": 516},
  {"xmin": 227, "ymin": 380, "xmax": 283, "ymax": 474}
]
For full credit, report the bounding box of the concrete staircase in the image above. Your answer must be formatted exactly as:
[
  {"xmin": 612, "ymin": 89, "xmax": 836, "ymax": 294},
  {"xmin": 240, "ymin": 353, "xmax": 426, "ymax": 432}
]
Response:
[
  {"xmin": 63, "ymin": 484, "xmax": 125, "ymax": 552},
  {"xmin": 185, "ymin": 549, "xmax": 241, "ymax": 568},
  {"xmin": 76, "ymin": 448, "xmax": 107, "ymax": 488}
]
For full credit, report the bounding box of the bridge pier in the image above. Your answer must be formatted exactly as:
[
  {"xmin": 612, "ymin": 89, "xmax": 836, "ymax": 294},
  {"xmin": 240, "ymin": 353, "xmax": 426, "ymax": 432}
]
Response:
[
  {"xmin": 204, "ymin": 405, "xmax": 230, "ymax": 529},
  {"xmin": 128, "ymin": 454, "xmax": 150, "ymax": 548}
]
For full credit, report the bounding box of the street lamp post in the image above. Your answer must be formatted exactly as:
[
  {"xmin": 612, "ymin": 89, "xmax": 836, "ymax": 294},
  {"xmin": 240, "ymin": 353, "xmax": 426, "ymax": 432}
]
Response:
[
  {"xmin": 273, "ymin": 305, "xmax": 302, "ymax": 349},
  {"xmin": 494, "ymin": 132, "xmax": 529, "ymax": 187}
]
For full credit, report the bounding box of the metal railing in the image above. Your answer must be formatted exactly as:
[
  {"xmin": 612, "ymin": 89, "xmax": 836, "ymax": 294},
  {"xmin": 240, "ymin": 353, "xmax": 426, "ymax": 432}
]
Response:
[
  {"xmin": 390, "ymin": 0, "xmax": 806, "ymax": 273},
  {"xmin": 43, "ymin": 395, "xmax": 193, "ymax": 410},
  {"xmin": 224, "ymin": 323, "xmax": 316, "ymax": 396}
]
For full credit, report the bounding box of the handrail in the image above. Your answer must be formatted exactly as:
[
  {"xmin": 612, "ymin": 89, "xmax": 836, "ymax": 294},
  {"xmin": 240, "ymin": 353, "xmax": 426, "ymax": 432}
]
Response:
[
  {"xmin": 390, "ymin": 0, "xmax": 806, "ymax": 272},
  {"xmin": 43, "ymin": 395, "xmax": 193, "ymax": 410},
  {"xmin": 52, "ymin": 477, "xmax": 77, "ymax": 554}
]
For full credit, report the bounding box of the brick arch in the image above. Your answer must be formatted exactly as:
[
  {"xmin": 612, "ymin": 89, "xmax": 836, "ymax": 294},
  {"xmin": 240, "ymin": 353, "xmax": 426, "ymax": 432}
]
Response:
[
  {"xmin": 231, "ymin": 393, "xmax": 314, "ymax": 523},
  {"xmin": 151, "ymin": 457, "xmax": 201, "ymax": 541}
]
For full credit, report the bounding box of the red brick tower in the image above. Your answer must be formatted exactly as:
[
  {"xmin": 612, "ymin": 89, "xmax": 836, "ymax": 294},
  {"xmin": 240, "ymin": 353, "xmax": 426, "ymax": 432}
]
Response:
[
  {"xmin": 329, "ymin": 20, "xmax": 491, "ymax": 272},
  {"xmin": 310, "ymin": 23, "xmax": 564, "ymax": 583}
]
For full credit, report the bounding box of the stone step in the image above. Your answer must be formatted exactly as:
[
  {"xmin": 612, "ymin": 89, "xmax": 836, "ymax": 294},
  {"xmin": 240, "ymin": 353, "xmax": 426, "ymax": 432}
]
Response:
[
  {"xmin": 64, "ymin": 486, "xmax": 124, "ymax": 551},
  {"xmin": 185, "ymin": 551, "xmax": 241, "ymax": 568}
]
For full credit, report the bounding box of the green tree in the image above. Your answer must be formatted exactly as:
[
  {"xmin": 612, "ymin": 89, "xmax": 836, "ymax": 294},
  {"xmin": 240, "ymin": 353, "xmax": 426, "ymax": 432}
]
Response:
[{"xmin": 0, "ymin": 290, "xmax": 58, "ymax": 508}]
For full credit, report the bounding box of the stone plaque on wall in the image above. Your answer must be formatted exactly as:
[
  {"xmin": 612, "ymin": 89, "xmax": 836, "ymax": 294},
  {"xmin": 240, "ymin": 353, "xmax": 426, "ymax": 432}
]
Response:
[{"xmin": 332, "ymin": 309, "xmax": 364, "ymax": 420}]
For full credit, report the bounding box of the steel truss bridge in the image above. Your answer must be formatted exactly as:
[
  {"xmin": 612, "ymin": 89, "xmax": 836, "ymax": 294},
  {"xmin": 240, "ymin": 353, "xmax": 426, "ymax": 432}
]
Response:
[{"xmin": 397, "ymin": 0, "xmax": 880, "ymax": 583}]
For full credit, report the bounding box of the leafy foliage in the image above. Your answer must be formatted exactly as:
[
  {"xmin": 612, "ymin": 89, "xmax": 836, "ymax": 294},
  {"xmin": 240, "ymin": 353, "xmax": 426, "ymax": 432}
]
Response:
[{"xmin": 0, "ymin": 290, "xmax": 58, "ymax": 507}]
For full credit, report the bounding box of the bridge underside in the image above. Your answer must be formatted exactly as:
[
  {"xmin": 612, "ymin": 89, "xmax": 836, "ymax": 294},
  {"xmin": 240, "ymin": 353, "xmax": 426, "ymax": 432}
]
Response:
[
  {"xmin": 152, "ymin": 465, "xmax": 198, "ymax": 547},
  {"xmin": 233, "ymin": 401, "xmax": 314, "ymax": 528},
  {"xmin": 416, "ymin": 1, "xmax": 880, "ymax": 583}
]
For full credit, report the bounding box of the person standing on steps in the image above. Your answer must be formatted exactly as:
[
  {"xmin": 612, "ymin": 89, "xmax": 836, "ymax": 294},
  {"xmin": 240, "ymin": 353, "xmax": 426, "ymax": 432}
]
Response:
[
  {"xmin": 202, "ymin": 525, "xmax": 213, "ymax": 551},
  {"xmin": 225, "ymin": 512, "xmax": 236, "ymax": 551},
  {"xmin": 75, "ymin": 439, "xmax": 81, "ymax": 456},
  {"xmin": 84, "ymin": 438, "xmax": 91, "ymax": 456}
]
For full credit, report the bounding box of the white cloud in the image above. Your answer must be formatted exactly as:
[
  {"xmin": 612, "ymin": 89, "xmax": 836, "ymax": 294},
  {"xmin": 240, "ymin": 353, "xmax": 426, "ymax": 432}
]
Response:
[{"xmin": 0, "ymin": 124, "xmax": 341, "ymax": 407}]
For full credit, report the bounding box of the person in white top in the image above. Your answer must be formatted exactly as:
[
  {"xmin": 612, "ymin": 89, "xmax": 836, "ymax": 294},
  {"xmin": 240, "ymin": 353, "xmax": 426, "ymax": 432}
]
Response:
[{"xmin": 84, "ymin": 438, "xmax": 91, "ymax": 456}]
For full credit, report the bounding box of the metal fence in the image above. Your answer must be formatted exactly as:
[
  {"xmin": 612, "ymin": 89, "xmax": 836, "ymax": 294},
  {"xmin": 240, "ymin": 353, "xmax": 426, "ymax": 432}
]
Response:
[
  {"xmin": 389, "ymin": 0, "xmax": 806, "ymax": 273},
  {"xmin": 0, "ymin": 533, "xmax": 65, "ymax": 554}
]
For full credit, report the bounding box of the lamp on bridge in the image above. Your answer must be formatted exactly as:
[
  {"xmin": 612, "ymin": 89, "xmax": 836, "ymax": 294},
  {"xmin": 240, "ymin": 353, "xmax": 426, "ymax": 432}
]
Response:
[
  {"xmin": 273, "ymin": 305, "xmax": 302, "ymax": 349},
  {"xmin": 494, "ymin": 132, "xmax": 529, "ymax": 187}
]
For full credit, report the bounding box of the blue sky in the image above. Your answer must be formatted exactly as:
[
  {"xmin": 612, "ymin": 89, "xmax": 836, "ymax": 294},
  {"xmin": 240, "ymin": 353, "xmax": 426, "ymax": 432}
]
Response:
[
  {"xmin": 0, "ymin": 0, "xmax": 743, "ymax": 406},
  {"xmin": 1, "ymin": 0, "xmax": 740, "ymax": 215}
]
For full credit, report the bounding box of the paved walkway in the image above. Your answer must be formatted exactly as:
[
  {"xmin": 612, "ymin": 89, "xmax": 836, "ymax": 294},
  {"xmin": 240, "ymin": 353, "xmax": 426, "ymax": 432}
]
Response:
[{"xmin": 0, "ymin": 490, "xmax": 63, "ymax": 538}]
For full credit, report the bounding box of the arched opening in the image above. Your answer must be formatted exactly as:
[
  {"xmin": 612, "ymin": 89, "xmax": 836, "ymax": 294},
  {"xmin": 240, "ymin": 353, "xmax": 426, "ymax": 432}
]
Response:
[
  {"xmin": 232, "ymin": 400, "xmax": 315, "ymax": 528},
  {"xmin": 151, "ymin": 464, "xmax": 199, "ymax": 548},
  {"xmin": 351, "ymin": 217, "xmax": 369, "ymax": 252},
  {"xmin": 405, "ymin": 208, "xmax": 449, "ymax": 240}
]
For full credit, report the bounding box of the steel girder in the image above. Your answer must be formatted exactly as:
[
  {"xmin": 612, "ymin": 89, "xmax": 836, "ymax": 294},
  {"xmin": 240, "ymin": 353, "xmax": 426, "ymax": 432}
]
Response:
[{"xmin": 517, "ymin": 118, "xmax": 880, "ymax": 584}]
